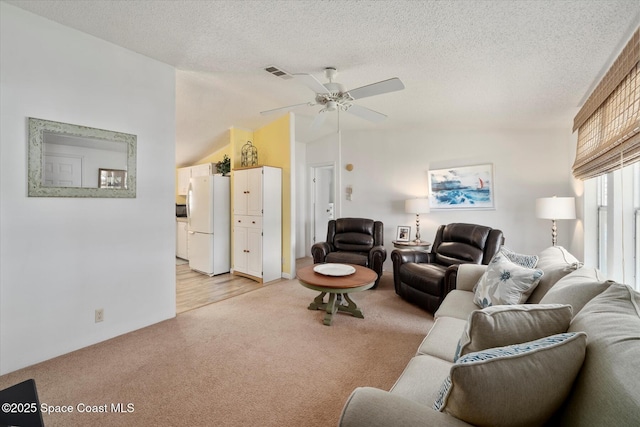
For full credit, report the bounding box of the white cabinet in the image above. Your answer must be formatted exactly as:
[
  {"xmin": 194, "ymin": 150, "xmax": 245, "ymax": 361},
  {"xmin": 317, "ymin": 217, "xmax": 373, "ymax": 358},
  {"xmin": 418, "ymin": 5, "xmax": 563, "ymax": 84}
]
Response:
[
  {"xmin": 177, "ymin": 163, "xmax": 215, "ymax": 196},
  {"xmin": 177, "ymin": 167, "xmax": 191, "ymax": 196},
  {"xmin": 232, "ymin": 223, "xmax": 263, "ymax": 278},
  {"xmin": 233, "ymin": 167, "xmax": 264, "ymax": 216},
  {"xmin": 176, "ymin": 219, "xmax": 188, "ymax": 260},
  {"xmin": 191, "ymin": 163, "xmax": 214, "ymax": 177},
  {"xmin": 232, "ymin": 166, "xmax": 281, "ymax": 283}
]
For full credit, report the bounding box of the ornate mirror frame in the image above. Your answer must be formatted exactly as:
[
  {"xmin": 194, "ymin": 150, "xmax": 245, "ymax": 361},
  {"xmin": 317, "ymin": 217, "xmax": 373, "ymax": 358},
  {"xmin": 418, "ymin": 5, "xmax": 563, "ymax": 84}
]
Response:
[{"xmin": 27, "ymin": 117, "xmax": 137, "ymax": 198}]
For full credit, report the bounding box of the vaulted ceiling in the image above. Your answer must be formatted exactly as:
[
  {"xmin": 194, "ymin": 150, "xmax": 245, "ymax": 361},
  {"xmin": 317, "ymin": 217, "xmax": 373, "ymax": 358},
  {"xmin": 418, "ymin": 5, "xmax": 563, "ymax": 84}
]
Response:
[{"xmin": 6, "ymin": 0, "xmax": 640, "ymax": 166}]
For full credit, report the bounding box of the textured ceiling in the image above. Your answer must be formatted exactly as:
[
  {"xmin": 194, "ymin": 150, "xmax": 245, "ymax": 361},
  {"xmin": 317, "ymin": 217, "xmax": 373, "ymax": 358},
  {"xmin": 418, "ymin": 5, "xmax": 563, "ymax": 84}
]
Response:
[{"xmin": 6, "ymin": 0, "xmax": 640, "ymax": 166}]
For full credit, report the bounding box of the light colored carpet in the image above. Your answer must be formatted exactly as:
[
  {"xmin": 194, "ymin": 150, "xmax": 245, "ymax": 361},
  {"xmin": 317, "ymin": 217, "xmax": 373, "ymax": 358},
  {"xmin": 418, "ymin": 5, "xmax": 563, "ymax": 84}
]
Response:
[{"xmin": 0, "ymin": 272, "xmax": 433, "ymax": 426}]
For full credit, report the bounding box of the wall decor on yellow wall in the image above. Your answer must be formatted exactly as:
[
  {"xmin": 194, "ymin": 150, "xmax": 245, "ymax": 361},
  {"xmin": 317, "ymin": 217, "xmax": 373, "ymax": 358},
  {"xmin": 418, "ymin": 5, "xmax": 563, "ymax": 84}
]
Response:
[{"xmin": 241, "ymin": 141, "xmax": 258, "ymax": 167}]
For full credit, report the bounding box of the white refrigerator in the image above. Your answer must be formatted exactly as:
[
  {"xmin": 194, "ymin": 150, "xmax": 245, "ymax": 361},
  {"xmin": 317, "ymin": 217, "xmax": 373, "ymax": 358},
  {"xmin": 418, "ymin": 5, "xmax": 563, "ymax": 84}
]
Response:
[{"xmin": 187, "ymin": 175, "xmax": 230, "ymax": 276}]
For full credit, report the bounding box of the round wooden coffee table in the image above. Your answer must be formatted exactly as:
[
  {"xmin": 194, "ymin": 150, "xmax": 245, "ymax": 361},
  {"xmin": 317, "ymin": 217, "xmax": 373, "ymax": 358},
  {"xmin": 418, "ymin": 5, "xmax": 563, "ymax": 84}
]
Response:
[{"xmin": 297, "ymin": 264, "xmax": 378, "ymax": 326}]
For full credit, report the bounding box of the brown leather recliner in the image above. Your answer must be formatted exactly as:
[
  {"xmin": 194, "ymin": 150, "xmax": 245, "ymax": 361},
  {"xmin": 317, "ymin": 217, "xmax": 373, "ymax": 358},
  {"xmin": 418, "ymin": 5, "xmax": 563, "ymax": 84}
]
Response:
[
  {"xmin": 391, "ymin": 223, "xmax": 504, "ymax": 313},
  {"xmin": 311, "ymin": 218, "xmax": 387, "ymax": 288}
]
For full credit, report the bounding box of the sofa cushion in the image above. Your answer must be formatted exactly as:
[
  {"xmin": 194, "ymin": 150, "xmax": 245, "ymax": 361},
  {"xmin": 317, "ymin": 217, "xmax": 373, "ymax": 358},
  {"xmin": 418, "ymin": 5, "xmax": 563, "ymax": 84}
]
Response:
[
  {"xmin": 527, "ymin": 246, "xmax": 580, "ymax": 303},
  {"xmin": 416, "ymin": 316, "xmax": 468, "ymax": 362},
  {"xmin": 434, "ymin": 332, "xmax": 587, "ymax": 427},
  {"xmin": 389, "ymin": 354, "xmax": 453, "ymax": 405},
  {"xmin": 454, "ymin": 303, "xmax": 573, "ymax": 361},
  {"xmin": 473, "ymin": 253, "xmax": 544, "ymax": 307},
  {"xmin": 539, "ymin": 267, "xmax": 613, "ymax": 316},
  {"xmin": 434, "ymin": 290, "xmax": 479, "ymax": 321},
  {"xmin": 557, "ymin": 283, "xmax": 640, "ymax": 426},
  {"xmin": 499, "ymin": 246, "xmax": 538, "ymax": 268}
]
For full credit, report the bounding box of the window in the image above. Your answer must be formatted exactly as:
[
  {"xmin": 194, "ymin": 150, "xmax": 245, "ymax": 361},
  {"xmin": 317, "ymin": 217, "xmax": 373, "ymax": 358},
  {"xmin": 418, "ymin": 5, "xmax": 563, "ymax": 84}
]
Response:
[
  {"xmin": 595, "ymin": 162, "xmax": 640, "ymax": 289},
  {"xmin": 576, "ymin": 27, "xmax": 639, "ymax": 289},
  {"xmin": 597, "ymin": 174, "xmax": 608, "ymax": 275},
  {"xmin": 635, "ymin": 163, "xmax": 640, "ymax": 289}
]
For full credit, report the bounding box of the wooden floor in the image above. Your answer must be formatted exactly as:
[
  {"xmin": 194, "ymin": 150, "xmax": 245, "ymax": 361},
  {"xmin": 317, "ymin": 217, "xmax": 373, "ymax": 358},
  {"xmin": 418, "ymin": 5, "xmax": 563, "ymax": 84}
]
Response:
[{"xmin": 176, "ymin": 257, "xmax": 313, "ymax": 314}]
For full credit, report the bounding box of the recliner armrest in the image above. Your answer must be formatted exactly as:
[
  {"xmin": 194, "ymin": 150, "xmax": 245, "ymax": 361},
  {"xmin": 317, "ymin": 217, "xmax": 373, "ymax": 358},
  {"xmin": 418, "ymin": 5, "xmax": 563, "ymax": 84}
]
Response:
[
  {"xmin": 391, "ymin": 249, "xmax": 431, "ymax": 295},
  {"xmin": 311, "ymin": 242, "xmax": 332, "ymax": 264},
  {"xmin": 443, "ymin": 265, "xmax": 459, "ymax": 295},
  {"xmin": 339, "ymin": 387, "xmax": 473, "ymax": 427},
  {"xmin": 390, "ymin": 249, "xmax": 430, "ymax": 265},
  {"xmin": 369, "ymin": 245, "xmax": 387, "ymax": 266}
]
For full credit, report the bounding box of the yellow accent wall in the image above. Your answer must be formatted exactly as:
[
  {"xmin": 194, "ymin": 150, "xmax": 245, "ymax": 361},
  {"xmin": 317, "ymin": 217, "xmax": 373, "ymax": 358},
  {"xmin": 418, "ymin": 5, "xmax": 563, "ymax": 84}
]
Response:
[{"xmin": 230, "ymin": 127, "xmax": 254, "ymax": 169}]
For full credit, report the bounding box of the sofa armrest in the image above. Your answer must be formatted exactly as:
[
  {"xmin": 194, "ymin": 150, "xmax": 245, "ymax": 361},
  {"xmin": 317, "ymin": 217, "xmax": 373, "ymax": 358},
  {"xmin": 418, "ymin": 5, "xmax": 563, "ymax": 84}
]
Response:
[
  {"xmin": 339, "ymin": 387, "xmax": 473, "ymax": 427},
  {"xmin": 454, "ymin": 264, "xmax": 488, "ymax": 292}
]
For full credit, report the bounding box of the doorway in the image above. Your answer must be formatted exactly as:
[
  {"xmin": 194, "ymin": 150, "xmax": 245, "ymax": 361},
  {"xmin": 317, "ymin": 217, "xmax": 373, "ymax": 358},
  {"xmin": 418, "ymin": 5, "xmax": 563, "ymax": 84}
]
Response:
[
  {"xmin": 43, "ymin": 154, "xmax": 82, "ymax": 187},
  {"xmin": 311, "ymin": 164, "xmax": 336, "ymax": 246}
]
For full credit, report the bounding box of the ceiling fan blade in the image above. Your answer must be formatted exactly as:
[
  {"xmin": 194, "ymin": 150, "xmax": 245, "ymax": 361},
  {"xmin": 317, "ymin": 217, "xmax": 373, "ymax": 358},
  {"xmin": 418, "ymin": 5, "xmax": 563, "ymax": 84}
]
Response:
[
  {"xmin": 347, "ymin": 77, "xmax": 405, "ymax": 100},
  {"xmin": 260, "ymin": 102, "xmax": 313, "ymax": 115},
  {"xmin": 311, "ymin": 110, "xmax": 328, "ymax": 129},
  {"xmin": 293, "ymin": 73, "xmax": 331, "ymax": 94},
  {"xmin": 345, "ymin": 104, "xmax": 387, "ymax": 123}
]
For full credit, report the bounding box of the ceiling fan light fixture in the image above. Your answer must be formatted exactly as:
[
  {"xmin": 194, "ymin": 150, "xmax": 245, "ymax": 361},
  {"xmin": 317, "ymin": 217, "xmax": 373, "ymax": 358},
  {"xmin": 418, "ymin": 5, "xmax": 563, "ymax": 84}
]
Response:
[
  {"xmin": 324, "ymin": 67, "xmax": 338, "ymax": 81},
  {"xmin": 261, "ymin": 66, "xmax": 405, "ymax": 125}
]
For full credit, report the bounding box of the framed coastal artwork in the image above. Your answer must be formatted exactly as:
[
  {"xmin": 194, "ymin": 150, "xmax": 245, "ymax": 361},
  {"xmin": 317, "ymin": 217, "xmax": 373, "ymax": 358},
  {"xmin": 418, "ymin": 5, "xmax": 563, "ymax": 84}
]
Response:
[{"xmin": 428, "ymin": 163, "xmax": 495, "ymax": 210}]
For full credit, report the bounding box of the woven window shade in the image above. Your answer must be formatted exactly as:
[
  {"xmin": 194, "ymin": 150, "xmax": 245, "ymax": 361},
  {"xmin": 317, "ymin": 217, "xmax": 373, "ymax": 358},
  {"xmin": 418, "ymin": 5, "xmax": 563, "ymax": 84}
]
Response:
[{"xmin": 572, "ymin": 28, "xmax": 640, "ymax": 180}]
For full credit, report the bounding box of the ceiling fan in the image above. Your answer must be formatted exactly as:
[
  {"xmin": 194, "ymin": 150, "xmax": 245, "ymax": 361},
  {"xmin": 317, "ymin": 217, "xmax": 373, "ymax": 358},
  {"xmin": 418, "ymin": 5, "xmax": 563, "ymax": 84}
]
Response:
[{"xmin": 260, "ymin": 67, "xmax": 405, "ymax": 128}]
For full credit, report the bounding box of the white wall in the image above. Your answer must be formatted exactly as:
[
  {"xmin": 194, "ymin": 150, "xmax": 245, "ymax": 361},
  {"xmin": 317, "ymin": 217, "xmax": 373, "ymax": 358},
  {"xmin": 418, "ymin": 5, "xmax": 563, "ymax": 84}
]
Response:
[
  {"xmin": 304, "ymin": 127, "xmax": 579, "ymax": 270},
  {"xmin": 0, "ymin": 4, "xmax": 176, "ymax": 374}
]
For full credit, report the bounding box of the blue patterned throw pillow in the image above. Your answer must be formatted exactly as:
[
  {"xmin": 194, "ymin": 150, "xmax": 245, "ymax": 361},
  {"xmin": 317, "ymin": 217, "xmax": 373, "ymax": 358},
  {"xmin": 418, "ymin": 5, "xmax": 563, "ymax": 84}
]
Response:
[
  {"xmin": 453, "ymin": 304, "xmax": 573, "ymax": 362},
  {"xmin": 499, "ymin": 246, "xmax": 539, "ymax": 268},
  {"xmin": 473, "ymin": 252, "xmax": 544, "ymax": 307}
]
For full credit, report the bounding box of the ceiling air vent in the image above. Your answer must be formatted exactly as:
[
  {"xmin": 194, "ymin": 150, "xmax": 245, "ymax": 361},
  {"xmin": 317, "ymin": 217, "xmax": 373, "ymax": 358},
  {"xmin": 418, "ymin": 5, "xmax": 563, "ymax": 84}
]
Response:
[{"xmin": 264, "ymin": 65, "xmax": 293, "ymax": 80}]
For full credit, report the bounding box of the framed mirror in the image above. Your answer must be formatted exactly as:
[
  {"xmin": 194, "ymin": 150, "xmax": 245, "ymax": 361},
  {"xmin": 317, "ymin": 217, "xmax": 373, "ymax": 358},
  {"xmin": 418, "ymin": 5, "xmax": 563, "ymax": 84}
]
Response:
[{"xmin": 27, "ymin": 118, "xmax": 136, "ymax": 198}]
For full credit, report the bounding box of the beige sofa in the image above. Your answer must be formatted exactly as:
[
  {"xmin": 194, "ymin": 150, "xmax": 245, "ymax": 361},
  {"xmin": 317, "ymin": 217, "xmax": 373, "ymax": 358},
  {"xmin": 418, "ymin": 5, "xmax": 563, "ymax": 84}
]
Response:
[{"xmin": 339, "ymin": 246, "xmax": 640, "ymax": 426}]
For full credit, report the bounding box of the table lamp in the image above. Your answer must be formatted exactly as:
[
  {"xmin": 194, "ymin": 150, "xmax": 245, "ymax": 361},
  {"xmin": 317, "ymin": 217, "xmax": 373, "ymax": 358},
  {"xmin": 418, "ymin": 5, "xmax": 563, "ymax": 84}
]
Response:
[
  {"xmin": 405, "ymin": 198, "xmax": 430, "ymax": 243},
  {"xmin": 535, "ymin": 196, "xmax": 576, "ymax": 246}
]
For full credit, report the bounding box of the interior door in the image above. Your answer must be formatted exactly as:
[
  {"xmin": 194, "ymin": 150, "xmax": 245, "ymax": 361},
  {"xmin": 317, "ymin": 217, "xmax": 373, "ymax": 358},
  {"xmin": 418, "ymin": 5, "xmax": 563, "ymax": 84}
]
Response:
[
  {"xmin": 43, "ymin": 154, "xmax": 82, "ymax": 187},
  {"xmin": 313, "ymin": 165, "xmax": 335, "ymax": 244}
]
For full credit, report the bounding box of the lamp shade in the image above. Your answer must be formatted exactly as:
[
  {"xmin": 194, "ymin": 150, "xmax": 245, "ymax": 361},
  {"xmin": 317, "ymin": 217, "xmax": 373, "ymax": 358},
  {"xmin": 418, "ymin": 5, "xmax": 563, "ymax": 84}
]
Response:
[
  {"xmin": 405, "ymin": 198, "xmax": 430, "ymax": 214},
  {"xmin": 535, "ymin": 197, "xmax": 576, "ymax": 220}
]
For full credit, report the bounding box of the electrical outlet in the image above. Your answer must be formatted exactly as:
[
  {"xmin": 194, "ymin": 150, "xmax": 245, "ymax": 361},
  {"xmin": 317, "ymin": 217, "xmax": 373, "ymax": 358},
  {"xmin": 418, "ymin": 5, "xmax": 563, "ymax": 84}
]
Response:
[{"xmin": 95, "ymin": 308, "xmax": 104, "ymax": 323}]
